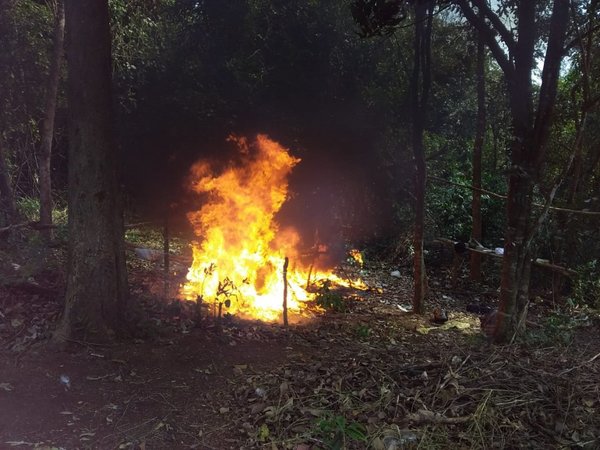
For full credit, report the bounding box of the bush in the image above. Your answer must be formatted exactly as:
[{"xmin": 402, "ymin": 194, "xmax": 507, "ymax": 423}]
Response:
[
  {"xmin": 16, "ymin": 196, "xmax": 68, "ymax": 225},
  {"xmin": 315, "ymin": 280, "xmax": 346, "ymax": 312},
  {"xmin": 570, "ymin": 260, "xmax": 600, "ymax": 309}
]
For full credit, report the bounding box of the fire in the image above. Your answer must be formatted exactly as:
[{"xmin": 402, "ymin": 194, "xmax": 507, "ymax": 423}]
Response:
[
  {"xmin": 349, "ymin": 249, "xmax": 364, "ymax": 267},
  {"xmin": 181, "ymin": 134, "xmax": 358, "ymax": 322}
]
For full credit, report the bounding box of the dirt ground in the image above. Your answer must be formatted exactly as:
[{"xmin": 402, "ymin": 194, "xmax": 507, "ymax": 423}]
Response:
[{"xmin": 1, "ymin": 256, "xmax": 599, "ymax": 449}]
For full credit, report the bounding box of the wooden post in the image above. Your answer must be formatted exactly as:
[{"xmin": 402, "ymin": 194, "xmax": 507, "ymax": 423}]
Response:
[
  {"xmin": 163, "ymin": 211, "xmax": 170, "ymax": 299},
  {"xmin": 283, "ymin": 257, "xmax": 289, "ymax": 326}
]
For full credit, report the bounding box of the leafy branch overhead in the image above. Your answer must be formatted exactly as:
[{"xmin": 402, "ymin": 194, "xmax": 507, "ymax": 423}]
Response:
[{"xmin": 351, "ymin": 0, "xmax": 409, "ymax": 37}]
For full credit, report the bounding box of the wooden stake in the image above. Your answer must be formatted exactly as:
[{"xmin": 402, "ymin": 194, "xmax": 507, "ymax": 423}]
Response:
[
  {"xmin": 283, "ymin": 257, "xmax": 289, "ymax": 327},
  {"xmin": 195, "ymin": 295, "xmax": 203, "ymax": 324},
  {"xmin": 163, "ymin": 211, "xmax": 170, "ymax": 299},
  {"xmin": 305, "ymin": 262, "xmax": 313, "ymax": 291}
]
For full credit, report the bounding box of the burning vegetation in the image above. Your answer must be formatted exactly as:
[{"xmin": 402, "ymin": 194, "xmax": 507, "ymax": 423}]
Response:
[{"xmin": 181, "ymin": 135, "xmax": 362, "ymax": 322}]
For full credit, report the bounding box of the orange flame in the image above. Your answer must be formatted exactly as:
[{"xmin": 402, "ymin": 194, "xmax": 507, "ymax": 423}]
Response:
[{"xmin": 182, "ymin": 134, "xmax": 354, "ymax": 321}]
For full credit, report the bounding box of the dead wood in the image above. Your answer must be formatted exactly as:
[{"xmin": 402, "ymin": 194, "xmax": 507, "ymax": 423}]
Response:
[
  {"xmin": 407, "ymin": 409, "xmax": 472, "ymax": 425},
  {"xmin": 435, "ymin": 238, "xmax": 576, "ymax": 277}
]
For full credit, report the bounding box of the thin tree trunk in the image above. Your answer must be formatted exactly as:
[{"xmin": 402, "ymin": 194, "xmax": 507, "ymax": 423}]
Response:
[
  {"xmin": 54, "ymin": 0, "xmax": 129, "ymax": 343},
  {"xmin": 470, "ymin": 18, "xmax": 486, "ymax": 282},
  {"xmin": 39, "ymin": 0, "xmax": 65, "ymax": 242},
  {"xmin": 0, "ymin": 138, "xmax": 17, "ymax": 226},
  {"xmin": 559, "ymin": 2, "xmax": 597, "ymax": 270},
  {"xmin": 411, "ymin": 2, "xmax": 433, "ymax": 314}
]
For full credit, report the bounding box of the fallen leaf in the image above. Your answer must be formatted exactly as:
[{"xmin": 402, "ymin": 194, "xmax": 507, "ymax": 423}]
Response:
[
  {"xmin": 233, "ymin": 364, "xmax": 247, "ymax": 374},
  {"xmin": 258, "ymin": 423, "xmax": 270, "ymax": 442},
  {"xmin": 279, "ymin": 381, "xmax": 289, "ymax": 395},
  {"xmin": 251, "ymin": 403, "xmax": 266, "ymax": 414}
]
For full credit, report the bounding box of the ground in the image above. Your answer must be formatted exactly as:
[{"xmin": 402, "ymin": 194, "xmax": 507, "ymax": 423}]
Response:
[{"xmin": 1, "ymin": 242, "xmax": 599, "ymax": 449}]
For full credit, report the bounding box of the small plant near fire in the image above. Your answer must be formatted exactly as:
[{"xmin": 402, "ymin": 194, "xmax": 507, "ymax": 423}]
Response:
[
  {"xmin": 315, "ymin": 280, "xmax": 346, "ymax": 312},
  {"xmin": 215, "ymin": 276, "xmax": 239, "ymax": 312},
  {"xmin": 355, "ymin": 324, "xmax": 372, "ymax": 339},
  {"xmin": 315, "ymin": 414, "xmax": 367, "ymax": 449},
  {"xmin": 348, "ymin": 249, "xmax": 364, "ymax": 267}
]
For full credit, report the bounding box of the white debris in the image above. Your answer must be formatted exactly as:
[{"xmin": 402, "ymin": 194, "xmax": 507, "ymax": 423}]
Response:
[
  {"xmin": 60, "ymin": 374, "xmax": 71, "ymax": 389},
  {"xmin": 134, "ymin": 247, "xmax": 163, "ymax": 261},
  {"xmin": 390, "ymin": 270, "xmax": 401, "ymax": 278},
  {"xmin": 255, "ymin": 387, "xmax": 266, "ymax": 398}
]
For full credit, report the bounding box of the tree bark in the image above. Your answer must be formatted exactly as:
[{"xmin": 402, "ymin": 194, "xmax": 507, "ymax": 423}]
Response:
[
  {"xmin": 470, "ymin": 15, "xmax": 485, "ymax": 282},
  {"xmin": 39, "ymin": 0, "xmax": 65, "ymax": 242},
  {"xmin": 54, "ymin": 0, "xmax": 129, "ymax": 343},
  {"xmin": 411, "ymin": 1, "xmax": 434, "ymax": 314}
]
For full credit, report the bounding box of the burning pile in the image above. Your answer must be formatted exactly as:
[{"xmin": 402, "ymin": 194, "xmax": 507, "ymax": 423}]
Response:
[{"xmin": 181, "ymin": 135, "xmax": 354, "ymax": 322}]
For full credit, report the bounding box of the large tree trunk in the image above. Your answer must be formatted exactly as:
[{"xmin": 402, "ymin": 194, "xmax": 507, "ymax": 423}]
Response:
[
  {"xmin": 39, "ymin": 0, "xmax": 65, "ymax": 242},
  {"xmin": 495, "ymin": 158, "xmax": 535, "ymax": 342},
  {"xmin": 54, "ymin": 0, "xmax": 129, "ymax": 343},
  {"xmin": 494, "ymin": 0, "xmax": 570, "ymax": 343},
  {"xmin": 410, "ymin": 2, "xmax": 433, "ymax": 314},
  {"xmin": 470, "ymin": 20, "xmax": 486, "ymax": 282},
  {"xmin": 0, "ymin": 138, "xmax": 17, "ymax": 226}
]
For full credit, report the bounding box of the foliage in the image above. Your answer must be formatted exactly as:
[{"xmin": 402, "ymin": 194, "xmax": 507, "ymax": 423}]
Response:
[
  {"xmin": 355, "ymin": 324, "xmax": 372, "ymax": 339},
  {"xmin": 0, "ymin": 1, "xmax": 61, "ymax": 195},
  {"xmin": 315, "ymin": 414, "xmax": 367, "ymax": 449},
  {"xmin": 16, "ymin": 196, "xmax": 67, "ymax": 225},
  {"xmin": 314, "ymin": 280, "xmax": 346, "ymax": 312},
  {"xmin": 427, "ymin": 166, "xmax": 506, "ymax": 245},
  {"xmin": 570, "ymin": 260, "xmax": 600, "ymax": 309},
  {"xmin": 524, "ymin": 311, "xmax": 578, "ymax": 347}
]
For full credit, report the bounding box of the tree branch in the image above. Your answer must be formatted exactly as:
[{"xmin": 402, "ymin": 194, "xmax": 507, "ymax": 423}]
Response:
[
  {"xmin": 470, "ymin": 0, "xmax": 516, "ymax": 56},
  {"xmin": 455, "ymin": 0, "xmax": 514, "ymax": 81},
  {"xmin": 532, "ymin": 0, "xmax": 571, "ymax": 171}
]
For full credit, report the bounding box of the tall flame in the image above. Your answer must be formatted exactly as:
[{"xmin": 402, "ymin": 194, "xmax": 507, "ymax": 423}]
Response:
[{"xmin": 182, "ymin": 135, "xmax": 322, "ymax": 321}]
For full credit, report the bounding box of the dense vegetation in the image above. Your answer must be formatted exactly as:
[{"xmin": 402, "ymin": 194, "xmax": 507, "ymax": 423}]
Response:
[
  {"xmin": 1, "ymin": 0, "xmax": 599, "ymax": 333},
  {"xmin": 1, "ymin": 1, "xmax": 600, "ymax": 448}
]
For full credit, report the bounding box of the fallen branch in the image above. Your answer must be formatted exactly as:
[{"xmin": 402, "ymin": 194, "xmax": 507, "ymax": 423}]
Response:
[
  {"xmin": 0, "ymin": 220, "xmax": 59, "ymax": 235},
  {"xmin": 124, "ymin": 221, "xmax": 158, "ymax": 229},
  {"xmin": 124, "ymin": 241, "xmax": 192, "ymax": 265},
  {"xmin": 435, "ymin": 238, "xmax": 576, "ymax": 277},
  {"xmin": 3, "ymin": 280, "xmax": 59, "ymax": 295},
  {"xmin": 559, "ymin": 351, "xmax": 600, "ymax": 376},
  {"xmin": 407, "ymin": 409, "xmax": 472, "ymax": 425}
]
